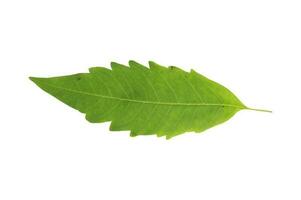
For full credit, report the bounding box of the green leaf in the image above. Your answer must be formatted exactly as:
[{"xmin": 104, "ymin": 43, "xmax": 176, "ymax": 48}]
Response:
[{"xmin": 30, "ymin": 61, "xmax": 271, "ymax": 139}]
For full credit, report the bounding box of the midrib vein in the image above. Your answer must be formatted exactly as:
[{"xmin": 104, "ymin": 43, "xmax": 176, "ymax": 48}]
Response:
[{"xmin": 42, "ymin": 82, "xmax": 247, "ymax": 110}]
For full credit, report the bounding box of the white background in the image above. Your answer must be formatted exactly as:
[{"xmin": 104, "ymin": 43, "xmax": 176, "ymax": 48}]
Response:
[{"xmin": 0, "ymin": 0, "xmax": 300, "ymax": 199}]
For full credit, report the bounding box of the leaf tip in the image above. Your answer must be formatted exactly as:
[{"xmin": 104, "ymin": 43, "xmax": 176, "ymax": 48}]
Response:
[
  {"xmin": 29, "ymin": 76, "xmax": 43, "ymax": 84},
  {"xmin": 29, "ymin": 76, "xmax": 36, "ymax": 81}
]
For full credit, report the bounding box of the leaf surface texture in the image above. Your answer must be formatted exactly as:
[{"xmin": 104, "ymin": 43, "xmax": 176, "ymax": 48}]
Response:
[{"xmin": 30, "ymin": 61, "xmax": 250, "ymax": 138}]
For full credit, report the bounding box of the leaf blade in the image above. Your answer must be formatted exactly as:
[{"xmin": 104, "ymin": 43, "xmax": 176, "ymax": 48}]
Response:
[{"xmin": 30, "ymin": 61, "xmax": 252, "ymax": 138}]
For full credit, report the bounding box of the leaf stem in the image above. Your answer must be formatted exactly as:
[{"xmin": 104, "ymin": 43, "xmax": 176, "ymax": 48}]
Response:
[{"xmin": 245, "ymin": 107, "xmax": 272, "ymax": 113}]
